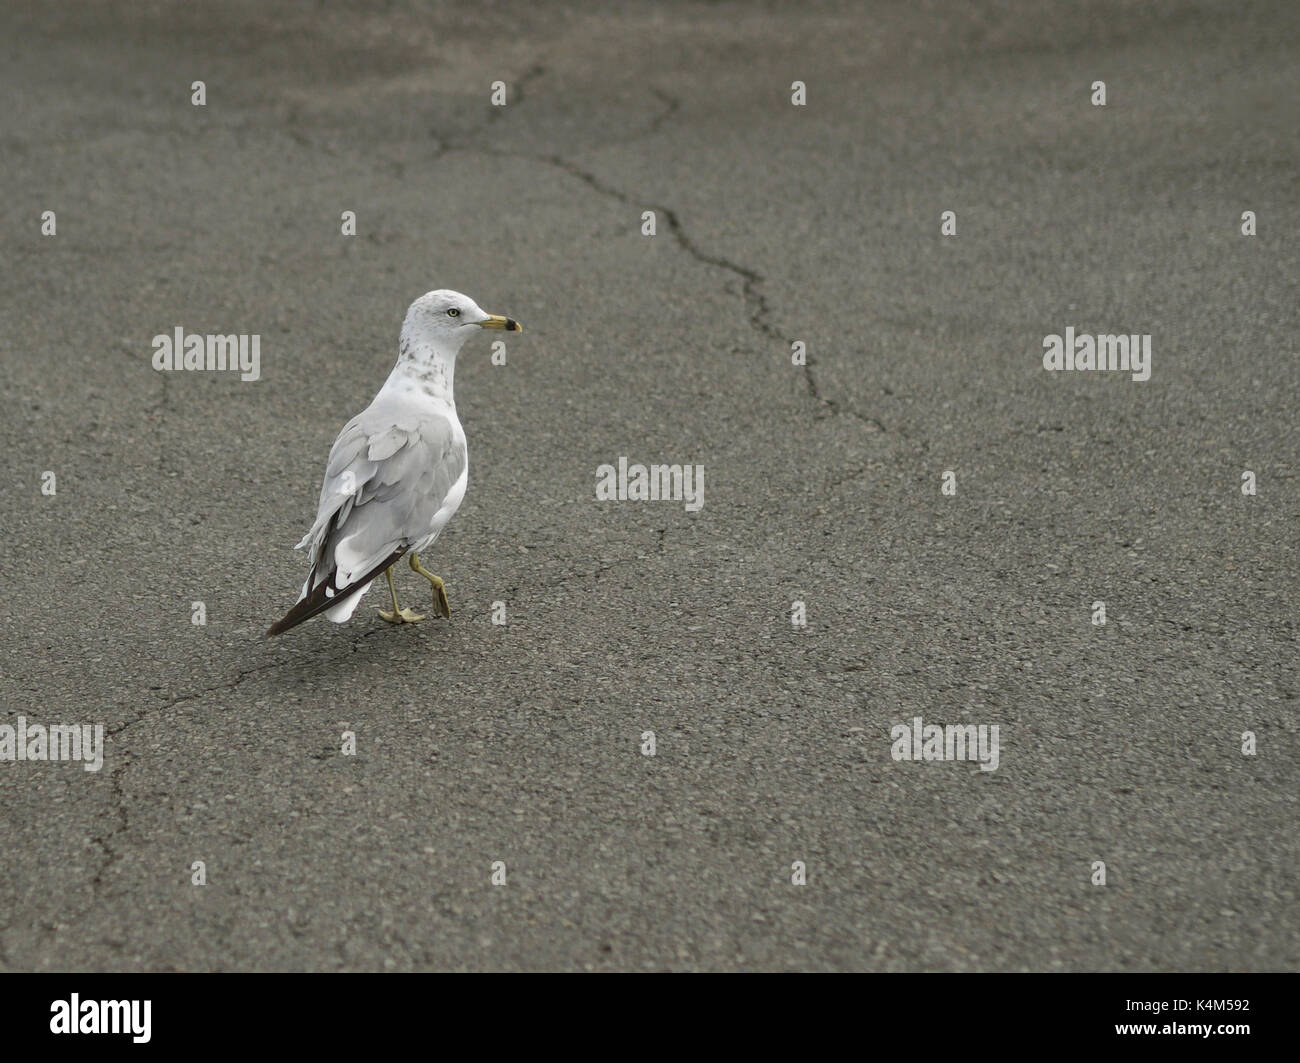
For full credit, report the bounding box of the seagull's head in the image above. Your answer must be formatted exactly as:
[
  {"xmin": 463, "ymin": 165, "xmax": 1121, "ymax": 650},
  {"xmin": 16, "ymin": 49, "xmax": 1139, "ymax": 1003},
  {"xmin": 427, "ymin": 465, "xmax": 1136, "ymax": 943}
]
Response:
[{"xmin": 402, "ymin": 289, "xmax": 522, "ymax": 353}]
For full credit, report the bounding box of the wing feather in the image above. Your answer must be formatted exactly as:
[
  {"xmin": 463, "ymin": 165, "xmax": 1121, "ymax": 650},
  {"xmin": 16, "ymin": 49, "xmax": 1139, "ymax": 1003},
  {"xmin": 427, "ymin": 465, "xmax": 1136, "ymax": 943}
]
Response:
[{"xmin": 268, "ymin": 395, "xmax": 465, "ymax": 636}]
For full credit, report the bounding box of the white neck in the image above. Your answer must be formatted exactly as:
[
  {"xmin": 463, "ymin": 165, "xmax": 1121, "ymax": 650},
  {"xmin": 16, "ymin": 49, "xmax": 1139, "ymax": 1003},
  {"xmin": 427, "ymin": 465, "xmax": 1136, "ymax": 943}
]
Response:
[{"xmin": 384, "ymin": 328, "xmax": 464, "ymax": 404}]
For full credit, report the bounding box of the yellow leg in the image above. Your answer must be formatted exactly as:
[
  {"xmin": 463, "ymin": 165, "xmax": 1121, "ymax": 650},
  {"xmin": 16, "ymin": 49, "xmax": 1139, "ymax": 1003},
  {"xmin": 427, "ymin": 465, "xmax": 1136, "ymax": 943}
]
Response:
[
  {"xmin": 378, "ymin": 565, "xmax": 425, "ymax": 624},
  {"xmin": 409, "ymin": 552, "xmax": 451, "ymax": 619}
]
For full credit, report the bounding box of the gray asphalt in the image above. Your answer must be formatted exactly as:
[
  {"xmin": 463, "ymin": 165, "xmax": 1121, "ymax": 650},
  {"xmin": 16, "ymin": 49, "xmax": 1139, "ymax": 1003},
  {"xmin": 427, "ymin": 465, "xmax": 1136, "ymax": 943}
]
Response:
[{"xmin": 1, "ymin": 0, "xmax": 1296, "ymax": 971}]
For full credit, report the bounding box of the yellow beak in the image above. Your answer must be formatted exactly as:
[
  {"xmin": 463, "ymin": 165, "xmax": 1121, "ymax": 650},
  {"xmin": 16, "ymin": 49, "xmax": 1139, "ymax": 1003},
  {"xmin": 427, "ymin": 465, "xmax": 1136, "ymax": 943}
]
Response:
[{"xmin": 480, "ymin": 314, "xmax": 522, "ymax": 332}]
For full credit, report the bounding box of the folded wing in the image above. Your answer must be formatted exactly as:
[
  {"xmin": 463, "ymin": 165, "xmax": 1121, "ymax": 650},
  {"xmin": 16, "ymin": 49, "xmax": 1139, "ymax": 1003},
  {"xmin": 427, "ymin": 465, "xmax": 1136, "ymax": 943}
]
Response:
[{"xmin": 267, "ymin": 397, "xmax": 465, "ymax": 636}]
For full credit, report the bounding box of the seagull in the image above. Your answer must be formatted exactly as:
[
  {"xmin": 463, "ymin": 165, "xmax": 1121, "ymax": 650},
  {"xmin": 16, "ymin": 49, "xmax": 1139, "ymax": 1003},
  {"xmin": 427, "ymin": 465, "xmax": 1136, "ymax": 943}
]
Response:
[{"xmin": 267, "ymin": 290, "xmax": 521, "ymax": 637}]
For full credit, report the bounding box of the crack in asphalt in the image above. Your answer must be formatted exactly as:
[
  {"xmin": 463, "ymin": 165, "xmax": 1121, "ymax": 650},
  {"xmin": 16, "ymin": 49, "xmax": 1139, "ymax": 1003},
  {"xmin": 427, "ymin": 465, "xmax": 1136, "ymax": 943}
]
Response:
[
  {"xmin": 589, "ymin": 85, "xmax": 681, "ymax": 148},
  {"xmin": 66, "ymin": 66, "xmax": 894, "ymax": 942},
  {"xmin": 80, "ymin": 627, "xmax": 400, "ymax": 916},
  {"xmin": 643, "ymin": 88, "xmax": 680, "ymax": 139},
  {"xmin": 427, "ymin": 62, "xmax": 549, "ymax": 164},
  {"xmin": 304, "ymin": 64, "xmax": 880, "ymax": 434},
  {"xmin": 454, "ymin": 149, "xmax": 875, "ymax": 429},
  {"xmin": 444, "ymin": 69, "xmax": 881, "ymax": 429},
  {"xmin": 86, "ymin": 752, "xmax": 131, "ymax": 898},
  {"xmin": 507, "ymin": 147, "xmax": 889, "ymax": 431},
  {"xmin": 104, "ymin": 657, "xmax": 291, "ymax": 740}
]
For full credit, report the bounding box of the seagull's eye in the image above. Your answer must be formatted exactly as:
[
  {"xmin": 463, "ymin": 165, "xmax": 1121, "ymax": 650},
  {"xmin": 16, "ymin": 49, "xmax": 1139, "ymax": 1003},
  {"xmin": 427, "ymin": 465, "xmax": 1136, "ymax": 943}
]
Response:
[{"xmin": 446, "ymin": 308, "xmax": 460, "ymax": 318}]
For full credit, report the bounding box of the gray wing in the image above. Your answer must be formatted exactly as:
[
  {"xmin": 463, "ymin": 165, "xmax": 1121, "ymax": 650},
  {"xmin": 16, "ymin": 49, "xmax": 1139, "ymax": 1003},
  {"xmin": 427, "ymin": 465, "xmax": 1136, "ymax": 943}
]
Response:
[{"xmin": 294, "ymin": 395, "xmax": 464, "ymax": 603}]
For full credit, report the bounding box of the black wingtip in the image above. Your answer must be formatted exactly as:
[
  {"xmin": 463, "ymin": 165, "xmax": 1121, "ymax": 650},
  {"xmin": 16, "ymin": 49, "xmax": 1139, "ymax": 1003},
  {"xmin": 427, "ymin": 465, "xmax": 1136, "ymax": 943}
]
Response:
[
  {"xmin": 266, "ymin": 587, "xmax": 339, "ymax": 637},
  {"xmin": 266, "ymin": 602, "xmax": 312, "ymax": 638},
  {"xmin": 266, "ymin": 546, "xmax": 406, "ymax": 638}
]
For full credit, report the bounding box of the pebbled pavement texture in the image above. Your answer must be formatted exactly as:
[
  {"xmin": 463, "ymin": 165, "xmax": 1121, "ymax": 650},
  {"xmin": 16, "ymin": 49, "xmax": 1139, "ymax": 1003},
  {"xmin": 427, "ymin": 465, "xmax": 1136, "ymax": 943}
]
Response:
[{"xmin": 0, "ymin": 0, "xmax": 1296, "ymax": 970}]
